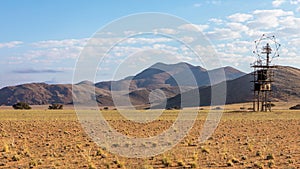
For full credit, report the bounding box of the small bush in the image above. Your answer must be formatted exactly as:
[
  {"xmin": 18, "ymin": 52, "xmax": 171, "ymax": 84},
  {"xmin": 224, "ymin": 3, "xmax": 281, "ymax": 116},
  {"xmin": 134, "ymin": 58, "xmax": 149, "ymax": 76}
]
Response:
[
  {"xmin": 253, "ymin": 162, "xmax": 264, "ymax": 169},
  {"xmin": 200, "ymin": 146, "xmax": 210, "ymax": 154},
  {"xmin": 88, "ymin": 163, "xmax": 96, "ymax": 169},
  {"xmin": 2, "ymin": 143, "xmax": 9, "ymax": 152},
  {"xmin": 213, "ymin": 106, "xmax": 222, "ymax": 110},
  {"xmin": 264, "ymin": 103, "xmax": 275, "ymax": 107},
  {"xmin": 256, "ymin": 151, "xmax": 262, "ymax": 157},
  {"xmin": 226, "ymin": 160, "xmax": 234, "ymax": 167},
  {"xmin": 12, "ymin": 154, "xmax": 20, "ymax": 161},
  {"xmin": 241, "ymin": 155, "xmax": 247, "ymax": 160},
  {"xmin": 190, "ymin": 162, "xmax": 197, "ymax": 168},
  {"xmin": 177, "ymin": 159, "xmax": 185, "ymax": 166},
  {"xmin": 266, "ymin": 153, "xmax": 275, "ymax": 160},
  {"xmin": 289, "ymin": 104, "xmax": 300, "ymax": 110},
  {"xmin": 162, "ymin": 156, "xmax": 172, "ymax": 167},
  {"xmin": 12, "ymin": 102, "xmax": 31, "ymax": 110},
  {"xmin": 231, "ymin": 157, "xmax": 239, "ymax": 163},
  {"xmin": 103, "ymin": 107, "xmax": 109, "ymax": 110},
  {"xmin": 48, "ymin": 103, "xmax": 63, "ymax": 110}
]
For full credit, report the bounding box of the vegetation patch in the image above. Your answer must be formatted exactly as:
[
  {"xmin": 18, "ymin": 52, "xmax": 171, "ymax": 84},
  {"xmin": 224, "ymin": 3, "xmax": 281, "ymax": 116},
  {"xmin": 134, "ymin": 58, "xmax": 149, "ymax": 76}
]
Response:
[
  {"xmin": 48, "ymin": 103, "xmax": 63, "ymax": 110},
  {"xmin": 289, "ymin": 104, "xmax": 300, "ymax": 110},
  {"xmin": 12, "ymin": 102, "xmax": 31, "ymax": 110}
]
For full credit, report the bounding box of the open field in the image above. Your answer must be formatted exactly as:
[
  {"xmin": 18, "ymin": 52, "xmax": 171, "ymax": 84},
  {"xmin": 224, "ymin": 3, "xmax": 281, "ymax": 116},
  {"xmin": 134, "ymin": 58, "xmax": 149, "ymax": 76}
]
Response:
[{"xmin": 0, "ymin": 107, "xmax": 299, "ymax": 168}]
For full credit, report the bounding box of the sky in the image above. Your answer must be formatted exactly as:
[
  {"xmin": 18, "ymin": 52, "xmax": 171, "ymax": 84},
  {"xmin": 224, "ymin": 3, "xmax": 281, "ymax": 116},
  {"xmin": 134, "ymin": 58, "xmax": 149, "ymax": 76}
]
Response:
[{"xmin": 1, "ymin": 0, "xmax": 300, "ymax": 88}]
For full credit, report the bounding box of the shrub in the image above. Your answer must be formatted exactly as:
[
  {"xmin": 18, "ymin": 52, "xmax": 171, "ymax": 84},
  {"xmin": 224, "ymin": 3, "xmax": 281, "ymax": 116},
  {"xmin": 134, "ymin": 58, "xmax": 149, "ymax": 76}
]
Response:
[
  {"xmin": 264, "ymin": 103, "xmax": 275, "ymax": 107},
  {"xmin": 12, "ymin": 154, "xmax": 20, "ymax": 161},
  {"xmin": 2, "ymin": 143, "xmax": 9, "ymax": 152},
  {"xmin": 48, "ymin": 103, "xmax": 63, "ymax": 110},
  {"xmin": 103, "ymin": 107, "xmax": 109, "ymax": 110},
  {"xmin": 289, "ymin": 104, "xmax": 300, "ymax": 110},
  {"xmin": 213, "ymin": 106, "xmax": 222, "ymax": 110},
  {"xmin": 266, "ymin": 153, "xmax": 275, "ymax": 160},
  {"xmin": 12, "ymin": 102, "xmax": 31, "ymax": 110},
  {"xmin": 253, "ymin": 162, "xmax": 264, "ymax": 169},
  {"xmin": 190, "ymin": 161, "xmax": 197, "ymax": 168},
  {"xmin": 200, "ymin": 146, "xmax": 210, "ymax": 154},
  {"xmin": 162, "ymin": 156, "xmax": 172, "ymax": 167},
  {"xmin": 226, "ymin": 160, "xmax": 234, "ymax": 167},
  {"xmin": 177, "ymin": 159, "xmax": 184, "ymax": 166}
]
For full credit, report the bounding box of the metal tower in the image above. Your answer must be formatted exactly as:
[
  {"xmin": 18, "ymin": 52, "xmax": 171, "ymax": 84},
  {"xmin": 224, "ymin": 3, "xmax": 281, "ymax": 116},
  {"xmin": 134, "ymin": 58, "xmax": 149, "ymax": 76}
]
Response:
[{"xmin": 251, "ymin": 34, "xmax": 280, "ymax": 112}]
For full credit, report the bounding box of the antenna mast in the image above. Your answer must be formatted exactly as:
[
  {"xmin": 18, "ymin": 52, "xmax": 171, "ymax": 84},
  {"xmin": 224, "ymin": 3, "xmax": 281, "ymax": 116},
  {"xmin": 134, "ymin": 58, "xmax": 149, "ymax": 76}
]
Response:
[{"xmin": 251, "ymin": 34, "xmax": 280, "ymax": 112}]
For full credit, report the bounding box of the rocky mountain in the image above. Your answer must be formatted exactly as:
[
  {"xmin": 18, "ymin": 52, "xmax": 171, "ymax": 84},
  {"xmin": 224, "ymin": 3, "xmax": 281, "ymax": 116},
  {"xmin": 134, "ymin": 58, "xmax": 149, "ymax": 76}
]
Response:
[
  {"xmin": 0, "ymin": 62, "xmax": 249, "ymax": 106},
  {"xmin": 95, "ymin": 62, "xmax": 246, "ymax": 90},
  {"xmin": 0, "ymin": 83, "xmax": 73, "ymax": 105},
  {"xmin": 162, "ymin": 66, "xmax": 300, "ymax": 108}
]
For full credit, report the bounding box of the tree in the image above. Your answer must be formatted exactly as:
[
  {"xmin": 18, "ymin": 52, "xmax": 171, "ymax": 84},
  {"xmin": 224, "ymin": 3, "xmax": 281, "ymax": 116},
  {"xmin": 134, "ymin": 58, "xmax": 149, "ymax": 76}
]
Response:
[
  {"xmin": 12, "ymin": 102, "xmax": 31, "ymax": 110},
  {"xmin": 289, "ymin": 104, "xmax": 300, "ymax": 110},
  {"xmin": 48, "ymin": 103, "xmax": 63, "ymax": 110}
]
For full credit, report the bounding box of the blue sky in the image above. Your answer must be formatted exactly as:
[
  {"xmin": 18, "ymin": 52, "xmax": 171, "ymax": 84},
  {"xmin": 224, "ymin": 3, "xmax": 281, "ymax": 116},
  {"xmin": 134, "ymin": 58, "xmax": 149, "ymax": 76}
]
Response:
[{"xmin": 1, "ymin": 0, "xmax": 300, "ymax": 88}]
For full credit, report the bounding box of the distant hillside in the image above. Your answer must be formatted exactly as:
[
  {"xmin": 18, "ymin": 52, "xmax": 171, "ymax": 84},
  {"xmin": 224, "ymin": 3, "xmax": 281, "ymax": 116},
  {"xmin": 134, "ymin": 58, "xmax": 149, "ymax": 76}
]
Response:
[
  {"xmin": 162, "ymin": 66, "xmax": 300, "ymax": 108},
  {"xmin": 0, "ymin": 62, "xmax": 250, "ymax": 106},
  {"xmin": 0, "ymin": 83, "xmax": 73, "ymax": 105},
  {"xmin": 95, "ymin": 62, "xmax": 245, "ymax": 90},
  {"xmin": 272, "ymin": 66, "xmax": 300, "ymax": 101}
]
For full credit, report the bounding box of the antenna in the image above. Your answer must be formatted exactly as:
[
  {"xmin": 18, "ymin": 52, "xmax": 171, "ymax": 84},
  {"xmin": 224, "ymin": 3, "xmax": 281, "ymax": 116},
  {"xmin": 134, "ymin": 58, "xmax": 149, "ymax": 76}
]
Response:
[{"xmin": 251, "ymin": 34, "xmax": 281, "ymax": 112}]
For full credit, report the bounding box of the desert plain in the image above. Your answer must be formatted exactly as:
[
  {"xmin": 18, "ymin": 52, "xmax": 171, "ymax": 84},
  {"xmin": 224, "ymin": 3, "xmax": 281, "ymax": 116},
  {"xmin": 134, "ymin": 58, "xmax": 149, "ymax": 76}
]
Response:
[{"xmin": 0, "ymin": 102, "xmax": 299, "ymax": 169}]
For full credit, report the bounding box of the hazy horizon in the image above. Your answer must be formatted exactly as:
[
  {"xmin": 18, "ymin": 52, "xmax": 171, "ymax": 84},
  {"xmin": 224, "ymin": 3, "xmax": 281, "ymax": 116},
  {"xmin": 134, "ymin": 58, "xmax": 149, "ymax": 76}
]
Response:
[{"xmin": 1, "ymin": 1, "xmax": 300, "ymax": 88}]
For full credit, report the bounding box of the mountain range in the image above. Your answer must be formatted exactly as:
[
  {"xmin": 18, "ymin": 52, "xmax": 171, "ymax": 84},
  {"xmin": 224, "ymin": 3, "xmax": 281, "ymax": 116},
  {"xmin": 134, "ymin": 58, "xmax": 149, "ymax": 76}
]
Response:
[
  {"xmin": 0, "ymin": 62, "xmax": 299, "ymax": 108},
  {"xmin": 163, "ymin": 65, "xmax": 300, "ymax": 108}
]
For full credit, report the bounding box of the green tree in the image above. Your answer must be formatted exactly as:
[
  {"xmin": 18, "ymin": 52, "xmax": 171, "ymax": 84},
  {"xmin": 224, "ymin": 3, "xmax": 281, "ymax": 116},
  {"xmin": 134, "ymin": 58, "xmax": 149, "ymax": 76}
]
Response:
[
  {"xmin": 48, "ymin": 103, "xmax": 63, "ymax": 110},
  {"xmin": 12, "ymin": 102, "xmax": 31, "ymax": 110}
]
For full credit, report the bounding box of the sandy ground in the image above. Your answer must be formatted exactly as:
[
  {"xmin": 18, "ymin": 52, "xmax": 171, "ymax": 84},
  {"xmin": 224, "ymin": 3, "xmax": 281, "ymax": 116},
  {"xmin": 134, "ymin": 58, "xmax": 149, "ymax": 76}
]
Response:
[{"xmin": 0, "ymin": 105, "xmax": 299, "ymax": 168}]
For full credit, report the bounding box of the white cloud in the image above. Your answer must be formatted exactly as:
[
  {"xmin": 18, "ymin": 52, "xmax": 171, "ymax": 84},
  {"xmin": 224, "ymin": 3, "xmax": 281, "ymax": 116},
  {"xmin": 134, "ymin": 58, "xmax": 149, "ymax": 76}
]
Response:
[
  {"xmin": 207, "ymin": 0, "xmax": 221, "ymax": 5},
  {"xmin": 193, "ymin": 3, "xmax": 201, "ymax": 7},
  {"xmin": 153, "ymin": 28, "xmax": 178, "ymax": 35},
  {"xmin": 206, "ymin": 28, "xmax": 241, "ymax": 40},
  {"xmin": 275, "ymin": 14, "xmax": 300, "ymax": 38},
  {"xmin": 247, "ymin": 9, "xmax": 293, "ymax": 30},
  {"xmin": 178, "ymin": 24, "xmax": 209, "ymax": 32},
  {"xmin": 209, "ymin": 18, "xmax": 223, "ymax": 25},
  {"xmin": 288, "ymin": 37, "xmax": 300, "ymax": 46},
  {"xmin": 179, "ymin": 36, "xmax": 195, "ymax": 43},
  {"xmin": 278, "ymin": 15, "xmax": 300, "ymax": 27},
  {"xmin": 227, "ymin": 13, "xmax": 253, "ymax": 22},
  {"xmin": 199, "ymin": 8, "xmax": 300, "ymax": 70},
  {"xmin": 4, "ymin": 5, "xmax": 300, "ymax": 79},
  {"xmin": 126, "ymin": 37, "xmax": 172, "ymax": 44},
  {"xmin": 218, "ymin": 40, "xmax": 253, "ymax": 54},
  {"xmin": 287, "ymin": 0, "xmax": 300, "ymax": 12},
  {"xmin": 227, "ymin": 22, "xmax": 249, "ymax": 32},
  {"xmin": 24, "ymin": 46, "xmax": 83, "ymax": 63},
  {"xmin": 253, "ymin": 9, "xmax": 293, "ymax": 17},
  {"xmin": 0, "ymin": 41, "xmax": 23, "ymax": 48},
  {"xmin": 272, "ymin": 0, "xmax": 286, "ymax": 7},
  {"xmin": 32, "ymin": 38, "xmax": 88, "ymax": 48},
  {"xmin": 12, "ymin": 38, "xmax": 91, "ymax": 65},
  {"xmin": 290, "ymin": 0, "xmax": 300, "ymax": 5}
]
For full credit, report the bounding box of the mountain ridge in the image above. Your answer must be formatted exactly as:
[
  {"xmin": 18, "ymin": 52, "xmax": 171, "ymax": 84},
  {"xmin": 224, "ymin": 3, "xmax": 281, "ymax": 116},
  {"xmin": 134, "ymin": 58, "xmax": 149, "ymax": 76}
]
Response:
[
  {"xmin": 162, "ymin": 65, "xmax": 300, "ymax": 108},
  {"xmin": 1, "ymin": 62, "xmax": 280, "ymax": 107}
]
